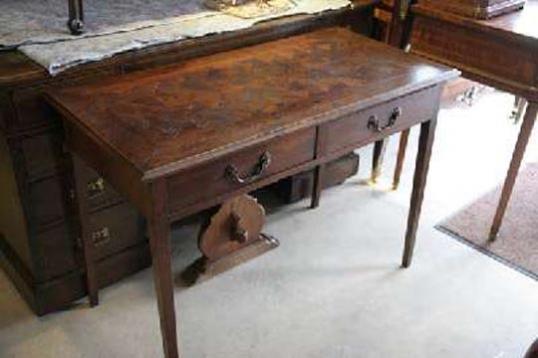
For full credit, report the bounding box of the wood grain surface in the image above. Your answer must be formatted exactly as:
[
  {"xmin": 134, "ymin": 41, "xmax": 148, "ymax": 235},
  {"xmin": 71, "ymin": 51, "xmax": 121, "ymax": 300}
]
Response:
[{"xmin": 47, "ymin": 27, "xmax": 456, "ymax": 181}]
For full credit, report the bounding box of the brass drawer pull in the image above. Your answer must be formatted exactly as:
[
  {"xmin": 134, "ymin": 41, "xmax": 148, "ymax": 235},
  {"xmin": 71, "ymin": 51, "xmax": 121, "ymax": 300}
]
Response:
[
  {"xmin": 91, "ymin": 227, "xmax": 111, "ymax": 247},
  {"xmin": 368, "ymin": 107, "xmax": 402, "ymax": 133},
  {"xmin": 225, "ymin": 151, "xmax": 272, "ymax": 184},
  {"xmin": 87, "ymin": 177, "xmax": 105, "ymax": 198}
]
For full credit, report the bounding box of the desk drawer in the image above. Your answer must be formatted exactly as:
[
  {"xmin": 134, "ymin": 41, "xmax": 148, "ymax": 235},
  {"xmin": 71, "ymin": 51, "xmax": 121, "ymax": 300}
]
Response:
[
  {"xmin": 74, "ymin": 161, "xmax": 124, "ymax": 212},
  {"xmin": 326, "ymin": 87, "xmax": 439, "ymax": 154},
  {"xmin": 167, "ymin": 127, "xmax": 316, "ymax": 212},
  {"xmin": 86, "ymin": 202, "xmax": 146, "ymax": 261}
]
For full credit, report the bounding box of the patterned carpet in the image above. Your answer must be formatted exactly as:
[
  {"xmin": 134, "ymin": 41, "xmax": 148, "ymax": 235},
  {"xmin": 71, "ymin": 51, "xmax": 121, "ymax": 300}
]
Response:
[{"xmin": 438, "ymin": 163, "xmax": 538, "ymax": 280}]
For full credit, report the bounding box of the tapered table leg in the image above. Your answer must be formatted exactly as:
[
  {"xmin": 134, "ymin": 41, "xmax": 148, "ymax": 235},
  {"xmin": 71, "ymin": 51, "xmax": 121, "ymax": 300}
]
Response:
[
  {"xmin": 311, "ymin": 125, "xmax": 328, "ymax": 209},
  {"xmin": 311, "ymin": 165, "xmax": 325, "ymax": 209},
  {"xmin": 371, "ymin": 138, "xmax": 388, "ymax": 183},
  {"xmin": 149, "ymin": 179, "xmax": 179, "ymax": 358},
  {"xmin": 402, "ymin": 118, "xmax": 438, "ymax": 268},
  {"xmin": 489, "ymin": 101, "xmax": 538, "ymax": 240},
  {"xmin": 72, "ymin": 156, "xmax": 99, "ymax": 306},
  {"xmin": 393, "ymin": 129, "xmax": 410, "ymax": 190}
]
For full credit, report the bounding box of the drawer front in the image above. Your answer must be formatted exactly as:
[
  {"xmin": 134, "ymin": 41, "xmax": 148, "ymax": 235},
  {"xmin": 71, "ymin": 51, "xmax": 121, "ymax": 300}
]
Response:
[
  {"xmin": 36, "ymin": 223, "xmax": 78, "ymax": 282},
  {"xmin": 75, "ymin": 160, "xmax": 124, "ymax": 211},
  {"xmin": 28, "ymin": 176, "xmax": 68, "ymax": 228},
  {"xmin": 35, "ymin": 202, "xmax": 145, "ymax": 282},
  {"xmin": 326, "ymin": 87, "xmax": 439, "ymax": 154},
  {"xmin": 168, "ymin": 127, "xmax": 316, "ymax": 213},
  {"xmin": 86, "ymin": 202, "xmax": 146, "ymax": 261},
  {"xmin": 21, "ymin": 131, "xmax": 64, "ymax": 179}
]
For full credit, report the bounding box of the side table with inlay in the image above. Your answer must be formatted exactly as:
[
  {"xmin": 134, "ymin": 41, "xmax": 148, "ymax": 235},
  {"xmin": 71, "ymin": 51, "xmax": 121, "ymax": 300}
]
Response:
[{"xmin": 47, "ymin": 27, "xmax": 458, "ymax": 358}]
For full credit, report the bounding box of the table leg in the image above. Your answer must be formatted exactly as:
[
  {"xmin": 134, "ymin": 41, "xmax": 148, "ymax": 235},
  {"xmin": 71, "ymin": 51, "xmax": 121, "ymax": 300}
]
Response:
[
  {"xmin": 371, "ymin": 138, "xmax": 388, "ymax": 183},
  {"xmin": 311, "ymin": 125, "xmax": 328, "ymax": 209},
  {"xmin": 393, "ymin": 129, "xmax": 410, "ymax": 190},
  {"xmin": 149, "ymin": 179, "xmax": 179, "ymax": 358},
  {"xmin": 72, "ymin": 156, "xmax": 99, "ymax": 306},
  {"xmin": 489, "ymin": 101, "xmax": 538, "ymax": 240},
  {"xmin": 311, "ymin": 165, "xmax": 325, "ymax": 209},
  {"xmin": 402, "ymin": 118, "xmax": 438, "ymax": 268}
]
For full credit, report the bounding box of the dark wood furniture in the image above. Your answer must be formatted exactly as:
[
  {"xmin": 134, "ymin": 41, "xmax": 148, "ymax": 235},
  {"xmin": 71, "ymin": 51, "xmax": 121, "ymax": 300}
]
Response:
[
  {"xmin": 409, "ymin": 0, "xmax": 537, "ymax": 239},
  {"xmin": 0, "ymin": 2, "xmax": 376, "ymax": 315},
  {"xmin": 418, "ymin": 0, "xmax": 527, "ymax": 19},
  {"xmin": 47, "ymin": 27, "xmax": 457, "ymax": 357}
]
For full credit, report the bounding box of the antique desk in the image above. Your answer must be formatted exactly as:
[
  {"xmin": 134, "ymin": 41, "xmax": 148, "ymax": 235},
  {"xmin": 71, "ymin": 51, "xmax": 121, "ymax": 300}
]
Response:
[
  {"xmin": 47, "ymin": 28, "xmax": 457, "ymax": 357},
  {"xmin": 0, "ymin": 2, "xmax": 376, "ymax": 316},
  {"xmin": 410, "ymin": 0, "xmax": 538, "ymax": 239}
]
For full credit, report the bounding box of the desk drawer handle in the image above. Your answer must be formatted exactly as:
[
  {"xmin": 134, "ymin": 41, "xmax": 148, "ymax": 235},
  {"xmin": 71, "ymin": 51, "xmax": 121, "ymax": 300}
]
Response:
[
  {"xmin": 225, "ymin": 151, "xmax": 272, "ymax": 184},
  {"xmin": 91, "ymin": 227, "xmax": 111, "ymax": 247},
  {"xmin": 87, "ymin": 177, "xmax": 105, "ymax": 198},
  {"xmin": 367, "ymin": 107, "xmax": 402, "ymax": 133}
]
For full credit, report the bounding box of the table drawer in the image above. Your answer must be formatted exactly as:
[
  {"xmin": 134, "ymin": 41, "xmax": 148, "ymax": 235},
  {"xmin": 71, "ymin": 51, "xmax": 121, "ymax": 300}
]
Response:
[
  {"xmin": 74, "ymin": 160, "xmax": 124, "ymax": 211},
  {"xmin": 167, "ymin": 127, "xmax": 316, "ymax": 213},
  {"xmin": 326, "ymin": 87, "xmax": 439, "ymax": 154}
]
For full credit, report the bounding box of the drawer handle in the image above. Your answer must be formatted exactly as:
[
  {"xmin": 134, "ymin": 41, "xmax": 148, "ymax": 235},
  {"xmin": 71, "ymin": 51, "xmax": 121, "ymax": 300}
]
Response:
[
  {"xmin": 367, "ymin": 107, "xmax": 402, "ymax": 133},
  {"xmin": 91, "ymin": 227, "xmax": 111, "ymax": 247},
  {"xmin": 225, "ymin": 151, "xmax": 272, "ymax": 184},
  {"xmin": 87, "ymin": 177, "xmax": 105, "ymax": 198}
]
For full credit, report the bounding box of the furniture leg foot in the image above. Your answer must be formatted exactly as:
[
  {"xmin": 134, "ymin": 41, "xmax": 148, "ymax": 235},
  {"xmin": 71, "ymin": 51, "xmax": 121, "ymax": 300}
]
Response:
[
  {"xmin": 402, "ymin": 118, "xmax": 438, "ymax": 268},
  {"xmin": 489, "ymin": 101, "xmax": 537, "ymax": 241},
  {"xmin": 393, "ymin": 129, "xmax": 410, "ymax": 190}
]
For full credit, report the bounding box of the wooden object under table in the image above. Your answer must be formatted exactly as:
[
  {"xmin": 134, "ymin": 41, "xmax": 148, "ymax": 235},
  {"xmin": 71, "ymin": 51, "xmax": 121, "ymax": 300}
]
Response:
[
  {"xmin": 46, "ymin": 27, "xmax": 457, "ymax": 357},
  {"xmin": 409, "ymin": 0, "xmax": 538, "ymax": 239},
  {"xmin": 0, "ymin": 2, "xmax": 376, "ymax": 315}
]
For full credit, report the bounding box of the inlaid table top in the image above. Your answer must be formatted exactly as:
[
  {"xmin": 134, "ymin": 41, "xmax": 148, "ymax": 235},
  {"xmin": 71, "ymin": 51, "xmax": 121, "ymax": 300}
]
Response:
[{"xmin": 47, "ymin": 27, "xmax": 456, "ymax": 181}]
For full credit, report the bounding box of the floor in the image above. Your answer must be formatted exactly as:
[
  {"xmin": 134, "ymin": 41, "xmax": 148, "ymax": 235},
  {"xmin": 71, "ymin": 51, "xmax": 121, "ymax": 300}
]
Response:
[{"xmin": 1, "ymin": 89, "xmax": 537, "ymax": 358}]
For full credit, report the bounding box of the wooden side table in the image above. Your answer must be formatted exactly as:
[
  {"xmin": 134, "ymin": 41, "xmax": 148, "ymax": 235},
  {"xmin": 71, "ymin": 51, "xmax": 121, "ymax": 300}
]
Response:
[
  {"xmin": 410, "ymin": 0, "xmax": 538, "ymax": 239},
  {"xmin": 47, "ymin": 28, "xmax": 457, "ymax": 357}
]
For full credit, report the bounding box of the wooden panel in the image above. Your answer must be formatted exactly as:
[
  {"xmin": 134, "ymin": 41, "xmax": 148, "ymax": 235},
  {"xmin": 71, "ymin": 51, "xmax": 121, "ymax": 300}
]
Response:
[
  {"xmin": 325, "ymin": 87, "xmax": 439, "ymax": 154},
  {"xmin": 12, "ymin": 89, "xmax": 59, "ymax": 130},
  {"xmin": 167, "ymin": 127, "xmax": 316, "ymax": 214},
  {"xmin": 411, "ymin": 5, "xmax": 537, "ymax": 98},
  {"xmin": 34, "ymin": 241, "xmax": 151, "ymax": 316},
  {"xmin": 34, "ymin": 223, "xmax": 77, "ymax": 282},
  {"xmin": 28, "ymin": 176, "xmax": 68, "ymax": 228},
  {"xmin": 0, "ymin": 135, "xmax": 32, "ymax": 269},
  {"xmin": 418, "ymin": 0, "xmax": 526, "ymax": 19},
  {"xmin": 21, "ymin": 131, "xmax": 64, "ymax": 179}
]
